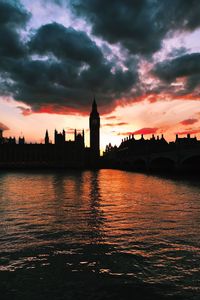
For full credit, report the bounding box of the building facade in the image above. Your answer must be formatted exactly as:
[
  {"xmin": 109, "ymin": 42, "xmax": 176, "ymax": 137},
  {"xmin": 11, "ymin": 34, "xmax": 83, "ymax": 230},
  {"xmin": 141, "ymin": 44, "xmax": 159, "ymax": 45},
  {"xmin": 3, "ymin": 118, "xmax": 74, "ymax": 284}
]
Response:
[
  {"xmin": 103, "ymin": 132, "xmax": 200, "ymax": 172},
  {"xmin": 0, "ymin": 100, "xmax": 100, "ymax": 169}
]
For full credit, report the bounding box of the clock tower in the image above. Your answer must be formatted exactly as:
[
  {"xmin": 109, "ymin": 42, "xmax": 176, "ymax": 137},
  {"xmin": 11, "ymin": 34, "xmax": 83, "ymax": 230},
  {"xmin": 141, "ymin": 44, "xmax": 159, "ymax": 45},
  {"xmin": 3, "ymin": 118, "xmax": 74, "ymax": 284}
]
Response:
[{"xmin": 89, "ymin": 97, "xmax": 100, "ymax": 160}]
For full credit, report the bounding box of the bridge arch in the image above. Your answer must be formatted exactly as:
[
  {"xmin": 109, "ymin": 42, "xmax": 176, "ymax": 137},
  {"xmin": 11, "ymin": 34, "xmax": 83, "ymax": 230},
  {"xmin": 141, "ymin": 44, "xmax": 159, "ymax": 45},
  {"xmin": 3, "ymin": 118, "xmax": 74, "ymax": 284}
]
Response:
[
  {"xmin": 149, "ymin": 157, "xmax": 175, "ymax": 172},
  {"xmin": 181, "ymin": 155, "xmax": 200, "ymax": 172}
]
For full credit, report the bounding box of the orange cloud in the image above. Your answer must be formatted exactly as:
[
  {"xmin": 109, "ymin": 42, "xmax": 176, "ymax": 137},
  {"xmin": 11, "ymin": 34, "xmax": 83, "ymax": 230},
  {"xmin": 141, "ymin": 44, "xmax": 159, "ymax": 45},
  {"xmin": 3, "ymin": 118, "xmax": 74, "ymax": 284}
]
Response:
[
  {"xmin": 118, "ymin": 127, "xmax": 159, "ymax": 136},
  {"xmin": 104, "ymin": 122, "xmax": 128, "ymax": 127},
  {"xmin": 132, "ymin": 127, "xmax": 159, "ymax": 135},
  {"xmin": 180, "ymin": 118, "xmax": 198, "ymax": 125},
  {"xmin": 176, "ymin": 129, "xmax": 200, "ymax": 135},
  {"xmin": 17, "ymin": 90, "xmax": 200, "ymax": 119},
  {"xmin": 104, "ymin": 116, "xmax": 117, "ymax": 120},
  {"xmin": 19, "ymin": 105, "xmax": 89, "ymax": 116}
]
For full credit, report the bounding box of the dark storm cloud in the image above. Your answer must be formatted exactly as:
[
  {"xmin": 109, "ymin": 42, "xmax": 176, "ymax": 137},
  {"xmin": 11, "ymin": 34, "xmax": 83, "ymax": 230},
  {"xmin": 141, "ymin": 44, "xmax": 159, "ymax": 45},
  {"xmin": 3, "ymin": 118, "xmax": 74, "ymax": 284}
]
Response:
[
  {"xmin": 0, "ymin": 13, "xmax": 138, "ymax": 113},
  {"xmin": 152, "ymin": 53, "xmax": 200, "ymax": 96},
  {"xmin": 28, "ymin": 24, "xmax": 137, "ymax": 111},
  {"xmin": 0, "ymin": 1, "xmax": 30, "ymax": 27},
  {"xmin": 69, "ymin": 0, "xmax": 200, "ymax": 55},
  {"xmin": 187, "ymin": 74, "xmax": 200, "ymax": 92},
  {"xmin": 0, "ymin": 1, "xmax": 30, "ymax": 58},
  {"xmin": 0, "ymin": 1, "xmax": 30, "ymax": 101},
  {"xmin": 29, "ymin": 23, "xmax": 103, "ymax": 65},
  {"xmin": 0, "ymin": 0, "xmax": 199, "ymax": 116},
  {"xmin": 167, "ymin": 47, "xmax": 188, "ymax": 59},
  {"xmin": 153, "ymin": 53, "xmax": 200, "ymax": 82},
  {"xmin": 0, "ymin": 26, "xmax": 26, "ymax": 58}
]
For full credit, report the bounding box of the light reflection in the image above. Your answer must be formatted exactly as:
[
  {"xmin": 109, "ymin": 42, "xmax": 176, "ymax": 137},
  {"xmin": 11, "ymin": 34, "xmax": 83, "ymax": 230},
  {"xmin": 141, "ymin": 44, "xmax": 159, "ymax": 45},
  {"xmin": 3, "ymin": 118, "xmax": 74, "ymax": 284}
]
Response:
[
  {"xmin": 0, "ymin": 170, "xmax": 200, "ymax": 296},
  {"xmin": 87, "ymin": 170, "xmax": 105, "ymax": 243}
]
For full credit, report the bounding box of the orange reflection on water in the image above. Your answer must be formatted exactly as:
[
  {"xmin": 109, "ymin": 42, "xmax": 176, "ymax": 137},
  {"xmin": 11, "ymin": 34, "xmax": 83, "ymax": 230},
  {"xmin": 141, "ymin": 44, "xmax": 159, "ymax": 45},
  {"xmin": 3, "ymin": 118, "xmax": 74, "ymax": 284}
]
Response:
[
  {"xmin": 0, "ymin": 169, "xmax": 200, "ymax": 296},
  {"xmin": 0, "ymin": 170, "xmax": 200, "ymax": 253}
]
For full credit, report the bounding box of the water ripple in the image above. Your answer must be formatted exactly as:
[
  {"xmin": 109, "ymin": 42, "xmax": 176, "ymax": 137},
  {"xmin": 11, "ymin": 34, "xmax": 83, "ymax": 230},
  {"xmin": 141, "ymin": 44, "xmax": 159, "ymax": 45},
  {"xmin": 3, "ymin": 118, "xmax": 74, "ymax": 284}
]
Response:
[{"xmin": 0, "ymin": 170, "xmax": 200, "ymax": 299}]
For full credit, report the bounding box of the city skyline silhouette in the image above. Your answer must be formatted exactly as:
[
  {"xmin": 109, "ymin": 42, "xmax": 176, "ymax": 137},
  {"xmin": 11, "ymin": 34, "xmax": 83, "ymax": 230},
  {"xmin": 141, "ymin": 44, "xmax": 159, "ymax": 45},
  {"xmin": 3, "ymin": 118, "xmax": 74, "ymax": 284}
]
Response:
[
  {"xmin": 0, "ymin": 97, "xmax": 200, "ymax": 172},
  {"xmin": 0, "ymin": 2, "xmax": 200, "ymax": 300}
]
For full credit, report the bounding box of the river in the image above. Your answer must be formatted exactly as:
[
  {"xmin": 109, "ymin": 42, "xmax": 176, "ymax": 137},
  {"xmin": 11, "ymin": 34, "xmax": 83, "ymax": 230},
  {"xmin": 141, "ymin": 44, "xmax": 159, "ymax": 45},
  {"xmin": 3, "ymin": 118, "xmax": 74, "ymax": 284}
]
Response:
[{"xmin": 0, "ymin": 169, "xmax": 199, "ymax": 299}]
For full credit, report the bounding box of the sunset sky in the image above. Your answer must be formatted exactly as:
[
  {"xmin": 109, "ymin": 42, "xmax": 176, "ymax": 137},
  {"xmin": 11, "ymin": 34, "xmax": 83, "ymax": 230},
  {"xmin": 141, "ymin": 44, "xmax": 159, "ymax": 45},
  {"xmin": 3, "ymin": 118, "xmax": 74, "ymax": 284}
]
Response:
[{"xmin": 0, "ymin": 0, "xmax": 200, "ymax": 151}]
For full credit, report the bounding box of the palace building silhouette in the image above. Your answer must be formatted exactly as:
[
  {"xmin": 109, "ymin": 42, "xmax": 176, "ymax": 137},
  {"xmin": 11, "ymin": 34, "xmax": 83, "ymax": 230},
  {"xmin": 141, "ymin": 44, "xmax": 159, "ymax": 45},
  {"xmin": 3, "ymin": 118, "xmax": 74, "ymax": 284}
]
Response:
[
  {"xmin": 0, "ymin": 98, "xmax": 200, "ymax": 172},
  {"xmin": 103, "ymin": 132, "xmax": 200, "ymax": 172},
  {"xmin": 0, "ymin": 99, "xmax": 100, "ymax": 168}
]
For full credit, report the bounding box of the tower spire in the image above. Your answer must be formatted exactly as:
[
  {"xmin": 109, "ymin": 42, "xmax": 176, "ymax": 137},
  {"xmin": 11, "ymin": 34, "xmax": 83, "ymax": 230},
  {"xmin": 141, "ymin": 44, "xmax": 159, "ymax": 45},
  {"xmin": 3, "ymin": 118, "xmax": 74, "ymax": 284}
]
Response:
[
  {"xmin": 92, "ymin": 96, "xmax": 97, "ymax": 112},
  {"xmin": 45, "ymin": 129, "xmax": 49, "ymax": 144}
]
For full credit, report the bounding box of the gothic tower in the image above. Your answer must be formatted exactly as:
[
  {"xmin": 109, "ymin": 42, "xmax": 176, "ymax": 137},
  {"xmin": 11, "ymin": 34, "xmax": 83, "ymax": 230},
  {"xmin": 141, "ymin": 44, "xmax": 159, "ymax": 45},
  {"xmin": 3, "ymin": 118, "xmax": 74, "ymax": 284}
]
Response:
[
  {"xmin": 89, "ymin": 97, "xmax": 100, "ymax": 160},
  {"xmin": 45, "ymin": 130, "xmax": 49, "ymax": 144}
]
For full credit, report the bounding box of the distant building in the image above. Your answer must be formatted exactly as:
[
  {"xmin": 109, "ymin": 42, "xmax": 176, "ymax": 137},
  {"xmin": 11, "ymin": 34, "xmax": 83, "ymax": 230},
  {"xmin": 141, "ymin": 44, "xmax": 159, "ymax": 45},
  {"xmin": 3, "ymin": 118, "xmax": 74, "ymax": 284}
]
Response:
[
  {"xmin": 104, "ymin": 132, "xmax": 200, "ymax": 157},
  {"xmin": 103, "ymin": 132, "xmax": 200, "ymax": 172},
  {"xmin": 45, "ymin": 130, "xmax": 49, "ymax": 145},
  {"xmin": 175, "ymin": 133, "xmax": 198, "ymax": 147},
  {"xmin": 2, "ymin": 98, "xmax": 199, "ymax": 171},
  {"xmin": 0, "ymin": 100, "xmax": 100, "ymax": 169}
]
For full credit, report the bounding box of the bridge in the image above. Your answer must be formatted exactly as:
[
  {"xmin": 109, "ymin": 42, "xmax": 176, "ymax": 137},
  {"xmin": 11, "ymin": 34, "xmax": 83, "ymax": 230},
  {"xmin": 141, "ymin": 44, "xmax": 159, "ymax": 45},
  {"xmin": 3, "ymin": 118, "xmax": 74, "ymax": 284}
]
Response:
[{"xmin": 103, "ymin": 147, "xmax": 200, "ymax": 173}]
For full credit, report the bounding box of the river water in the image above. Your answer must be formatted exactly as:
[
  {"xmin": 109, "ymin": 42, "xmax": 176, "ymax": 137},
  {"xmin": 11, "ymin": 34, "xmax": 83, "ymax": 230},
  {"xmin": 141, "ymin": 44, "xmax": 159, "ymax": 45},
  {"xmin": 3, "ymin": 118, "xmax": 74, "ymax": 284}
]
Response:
[{"xmin": 0, "ymin": 169, "xmax": 199, "ymax": 299}]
